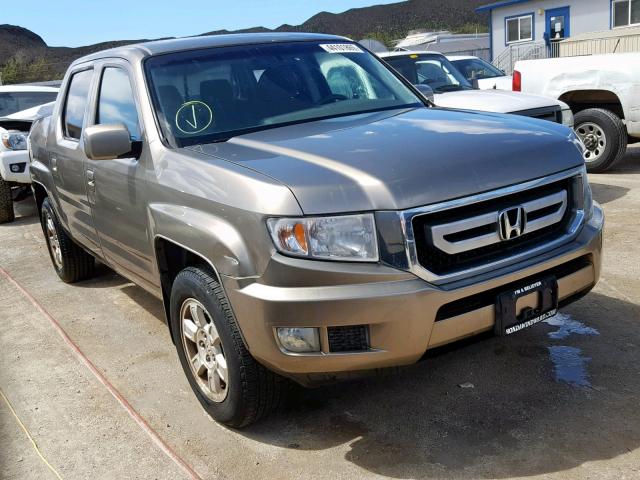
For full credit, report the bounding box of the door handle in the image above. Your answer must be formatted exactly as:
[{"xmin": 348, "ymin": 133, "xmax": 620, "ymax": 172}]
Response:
[{"xmin": 86, "ymin": 170, "xmax": 95, "ymax": 188}]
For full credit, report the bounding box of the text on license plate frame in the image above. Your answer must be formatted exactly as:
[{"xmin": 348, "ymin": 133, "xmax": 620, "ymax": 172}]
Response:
[{"xmin": 495, "ymin": 276, "xmax": 558, "ymax": 336}]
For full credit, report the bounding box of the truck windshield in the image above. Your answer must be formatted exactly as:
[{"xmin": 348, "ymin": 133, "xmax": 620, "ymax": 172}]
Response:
[
  {"xmin": 144, "ymin": 41, "xmax": 422, "ymax": 147},
  {"xmin": 0, "ymin": 91, "xmax": 58, "ymax": 117},
  {"xmin": 384, "ymin": 54, "xmax": 474, "ymax": 93}
]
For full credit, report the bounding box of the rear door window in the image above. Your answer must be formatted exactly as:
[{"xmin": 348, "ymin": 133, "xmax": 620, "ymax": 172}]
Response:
[
  {"xmin": 63, "ymin": 69, "xmax": 93, "ymax": 140},
  {"xmin": 96, "ymin": 67, "xmax": 141, "ymax": 141}
]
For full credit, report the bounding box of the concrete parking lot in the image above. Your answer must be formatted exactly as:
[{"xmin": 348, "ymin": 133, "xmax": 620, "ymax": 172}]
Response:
[{"xmin": 1, "ymin": 147, "xmax": 639, "ymax": 480}]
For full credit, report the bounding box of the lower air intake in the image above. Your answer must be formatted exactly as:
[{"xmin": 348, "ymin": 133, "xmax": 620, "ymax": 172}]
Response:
[{"xmin": 328, "ymin": 325, "xmax": 369, "ymax": 353}]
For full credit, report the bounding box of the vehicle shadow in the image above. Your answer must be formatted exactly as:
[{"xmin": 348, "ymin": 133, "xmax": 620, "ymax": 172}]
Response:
[
  {"xmin": 590, "ymin": 182, "xmax": 629, "ymax": 204},
  {"xmin": 8, "ymin": 195, "xmax": 39, "ymax": 227},
  {"xmin": 74, "ymin": 266, "xmax": 166, "ymax": 323},
  {"xmin": 237, "ymin": 291, "xmax": 640, "ymax": 479},
  {"xmin": 119, "ymin": 284, "xmax": 167, "ymax": 325}
]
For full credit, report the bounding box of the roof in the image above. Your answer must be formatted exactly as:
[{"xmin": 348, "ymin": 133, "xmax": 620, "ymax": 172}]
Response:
[
  {"xmin": 446, "ymin": 55, "xmax": 477, "ymax": 60},
  {"xmin": 72, "ymin": 32, "xmax": 347, "ymax": 66},
  {"xmin": 476, "ymin": 0, "xmax": 531, "ymax": 12}
]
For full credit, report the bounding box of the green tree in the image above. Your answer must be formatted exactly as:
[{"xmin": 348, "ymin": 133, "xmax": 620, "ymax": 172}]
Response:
[
  {"xmin": 1, "ymin": 57, "xmax": 28, "ymax": 85},
  {"xmin": 26, "ymin": 58, "xmax": 53, "ymax": 83}
]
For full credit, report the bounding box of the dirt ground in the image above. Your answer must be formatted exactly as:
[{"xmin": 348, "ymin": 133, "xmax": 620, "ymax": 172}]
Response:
[{"xmin": 1, "ymin": 147, "xmax": 639, "ymax": 480}]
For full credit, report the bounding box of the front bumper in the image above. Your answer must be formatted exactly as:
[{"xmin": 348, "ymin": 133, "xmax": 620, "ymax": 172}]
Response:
[
  {"xmin": 223, "ymin": 205, "xmax": 603, "ymax": 380},
  {"xmin": 0, "ymin": 150, "xmax": 30, "ymax": 183}
]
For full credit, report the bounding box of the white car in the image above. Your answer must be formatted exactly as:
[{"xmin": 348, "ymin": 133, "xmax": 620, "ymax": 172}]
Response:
[
  {"xmin": 447, "ymin": 55, "xmax": 512, "ymax": 90},
  {"xmin": 379, "ymin": 51, "xmax": 573, "ymax": 128},
  {"xmin": 0, "ymin": 85, "xmax": 58, "ymax": 223},
  {"xmin": 514, "ymin": 53, "xmax": 640, "ymax": 172}
]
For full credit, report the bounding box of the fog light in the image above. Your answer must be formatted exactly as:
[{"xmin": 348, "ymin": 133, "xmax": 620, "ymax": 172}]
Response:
[
  {"xmin": 10, "ymin": 164, "xmax": 20, "ymax": 173},
  {"xmin": 277, "ymin": 327, "xmax": 320, "ymax": 353}
]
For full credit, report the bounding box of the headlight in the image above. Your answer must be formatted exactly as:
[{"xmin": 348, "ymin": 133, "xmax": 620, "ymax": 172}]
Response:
[
  {"xmin": 267, "ymin": 213, "xmax": 379, "ymax": 262},
  {"xmin": 1, "ymin": 132, "xmax": 28, "ymax": 151},
  {"xmin": 580, "ymin": 166, "xmax": 594, "ymax": 220},
  {"xmin": 561, "ymin": 108, "xmax": 574, "ymax": 128}
]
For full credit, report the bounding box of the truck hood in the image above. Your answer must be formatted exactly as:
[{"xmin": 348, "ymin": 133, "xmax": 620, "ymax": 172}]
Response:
[
  {"xmin": 193, "ymin": 107, "xmax": 583, "ymax": 215},
  {"xmin": 434, "ymin": 89, "xmax": 558, "ymax": 113}
]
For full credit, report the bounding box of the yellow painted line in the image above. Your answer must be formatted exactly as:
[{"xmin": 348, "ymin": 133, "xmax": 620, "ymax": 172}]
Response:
[{"xmin": 0, "ymin": 388, "xmax": 64, "ymax": 480}]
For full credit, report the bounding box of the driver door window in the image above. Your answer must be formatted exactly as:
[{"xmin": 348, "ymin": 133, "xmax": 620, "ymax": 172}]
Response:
[{"xmin": 97, "ymin": 67, "xmax": 141, "ymax": 141}]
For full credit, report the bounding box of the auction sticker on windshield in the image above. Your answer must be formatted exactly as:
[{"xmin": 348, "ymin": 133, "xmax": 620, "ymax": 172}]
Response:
[
  {"xmin": 175, "ymin": 100, "xmax": 213, "ymax": 134},
  {"xmin": 320, "ymin": 44, "xmax": 364, "ymax": 54}
]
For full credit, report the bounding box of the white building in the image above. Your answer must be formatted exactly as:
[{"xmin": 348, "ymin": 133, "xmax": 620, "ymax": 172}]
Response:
[{"xmin": 477, "ymin": 0, "xmax": 640, "ymax": 65}]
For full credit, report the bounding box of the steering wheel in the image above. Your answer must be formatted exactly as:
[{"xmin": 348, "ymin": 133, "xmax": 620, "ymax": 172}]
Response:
[{"xmin": 319, "ymin": 94, "xmax": 349, "ymax": 105}]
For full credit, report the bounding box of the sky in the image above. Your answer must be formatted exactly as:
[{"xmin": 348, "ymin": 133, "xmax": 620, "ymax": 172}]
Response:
[{"xmin": 6, "ymin": 0, "xmax": 401, "ymax": 47}]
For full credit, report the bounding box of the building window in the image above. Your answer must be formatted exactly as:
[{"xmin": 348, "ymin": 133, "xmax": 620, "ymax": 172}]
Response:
[
  {"xmin": 506, "ymin": 15, "xmax": 533, "ymax": 44},
  {"xmin": 613, "ymin": 0, "xmax": 640, "ymax": 27}
]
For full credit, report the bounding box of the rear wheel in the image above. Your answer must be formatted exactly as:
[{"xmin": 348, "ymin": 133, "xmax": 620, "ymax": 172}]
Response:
[
  {"xmin": 0, "ymin": 175, "xmax": 14, "ymax": 224},
  {"xmin": 575, "ymin": 108, "xmax": 627, "ymax": 173},
  {"xmin": 41, "ymin": 198, "xmax": 95, "ymax": 283},
  {"xmin": 170, "ymin": 266, "xmax": 287, "ymax": 428}
]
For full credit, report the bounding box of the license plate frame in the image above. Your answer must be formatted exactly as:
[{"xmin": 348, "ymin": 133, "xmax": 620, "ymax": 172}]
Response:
[{"xmin": 495, "ymin": 276, "xmax": 558, "ymax": 336}]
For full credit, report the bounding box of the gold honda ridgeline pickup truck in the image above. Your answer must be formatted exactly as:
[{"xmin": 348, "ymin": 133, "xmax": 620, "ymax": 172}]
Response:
[{"xmin": 28, "ymin": 34, "xmax": 603, "ymax": 427}]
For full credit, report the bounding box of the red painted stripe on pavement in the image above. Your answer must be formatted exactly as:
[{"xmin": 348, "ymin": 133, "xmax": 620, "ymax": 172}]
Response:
[{"xmin": 0, "ymin": 265, "xmax": 203, "ymax": 480}]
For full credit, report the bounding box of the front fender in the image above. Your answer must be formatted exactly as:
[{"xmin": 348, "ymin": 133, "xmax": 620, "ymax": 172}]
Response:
[{"xmin": 148, "ymin": 203, "xmax": 274, "ymax": 278}]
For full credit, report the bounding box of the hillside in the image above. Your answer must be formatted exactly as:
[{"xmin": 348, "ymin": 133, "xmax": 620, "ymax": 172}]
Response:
[
  {"xmin": 213, "ymin": 0, "xmax": 489, "ymax": 40},
  {"xmin": 0, "ymin": 0, "xmax": 487, "ymax": 83}
]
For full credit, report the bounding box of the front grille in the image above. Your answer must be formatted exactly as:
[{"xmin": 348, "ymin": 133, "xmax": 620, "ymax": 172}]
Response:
[
  {"xmin": 514, "ymin": 106, "xmax": 562, "ymax": 124},
  {"xmin": 328, "ymin": 325, "xmax": 369, "ymax": 352},
  {"xmin": 412, "ymin": 176, "xmax": 577, "ymax": 276}
]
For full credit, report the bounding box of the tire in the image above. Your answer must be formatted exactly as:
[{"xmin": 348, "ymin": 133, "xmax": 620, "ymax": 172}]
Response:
[
  {"xmin": 40, "ymin": 198, "xmax": 95, "ymax": 283},
  {"xmin": 170, "ymin": 266, "xmax": 286, "ymax": 428},
  {"xmin": 575, "ymin": 108, "xmax": 628, "ymax": 173},
  {"xmin": 0, "ymin": 175, "xmax": 14, "ymax": 224}
]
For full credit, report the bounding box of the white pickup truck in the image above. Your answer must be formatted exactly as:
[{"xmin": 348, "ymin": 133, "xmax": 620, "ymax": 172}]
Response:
[
  {"xmin": 0, "ymin": 85, "xmax": 58, "ymax": 222},
  {"xmin": 514, "ymin": 53, "xmax": 640, "ymax": 172}
]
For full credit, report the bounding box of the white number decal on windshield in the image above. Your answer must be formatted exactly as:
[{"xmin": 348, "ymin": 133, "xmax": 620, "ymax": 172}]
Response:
[{"xmin": 319, "ymin": 44, "xmax": 364, "ymax": 54}]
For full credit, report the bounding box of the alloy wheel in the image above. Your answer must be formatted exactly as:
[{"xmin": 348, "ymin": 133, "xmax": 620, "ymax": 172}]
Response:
[
  {"xmin": 180, "ymin": 298, "xmax": 229, "ymax": 402},
  {"xmin": 45, "ymin": 211, "xmax": 63, "ymax": 269}
]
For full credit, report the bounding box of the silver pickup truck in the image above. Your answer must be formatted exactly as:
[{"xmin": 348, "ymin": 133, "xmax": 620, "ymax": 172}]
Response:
[{"xmin": 29, "ymin": 33, "xmax": 603, "ymax": 427}]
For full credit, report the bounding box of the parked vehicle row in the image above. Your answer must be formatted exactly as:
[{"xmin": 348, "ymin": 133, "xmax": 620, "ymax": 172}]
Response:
[
  {"xmin": 0, "ymin": 86, "xmax": 58, "ymax": 223},
  {"xmin": 379, "ymin": 51, "xmax": 573, "ymax": 127},
  {"xmin": 385, "ymin": 49, "xmax": 638, "ymax": 173},
  {"xmin": 27, "ymin": 34, "xmax": 602, "ymax": 427}
]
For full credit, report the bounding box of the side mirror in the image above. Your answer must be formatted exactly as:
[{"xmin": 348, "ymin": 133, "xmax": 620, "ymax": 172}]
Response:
[
  {"xmin": 413, "ymin": 84, "xmax": 435, "ymax": 103},
  {"xmin": 83, "ymin": 123, "xmax": 132, "ymax": 161}
]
